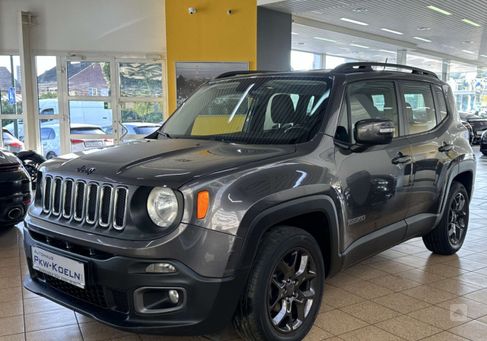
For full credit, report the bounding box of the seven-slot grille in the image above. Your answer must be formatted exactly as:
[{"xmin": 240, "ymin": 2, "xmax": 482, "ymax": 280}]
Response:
[{"xmin": 41, "ymin": 175, "xmax": 128, "ymax": 231}]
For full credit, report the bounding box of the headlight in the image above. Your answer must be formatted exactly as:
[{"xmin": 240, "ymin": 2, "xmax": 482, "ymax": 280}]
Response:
[{"xmin": 147, "ymin": 187, "xmax": 179, "ymax": 228}]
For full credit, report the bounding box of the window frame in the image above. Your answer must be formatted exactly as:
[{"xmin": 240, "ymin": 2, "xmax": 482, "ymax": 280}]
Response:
[
  {"xmin": 398, "ymin": 80, "xmax": 446, "ymax": 137},
  {"xmin": 431, "ymin": 84, "xmax": 449, "ymax": 124},
  {"xmin": 335, "ymin": 79, "xmax": 403, "ymax": 145}
]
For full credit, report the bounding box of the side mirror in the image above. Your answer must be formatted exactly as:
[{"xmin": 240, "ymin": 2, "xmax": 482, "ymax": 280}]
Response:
[{"xmin": 354, "ymin": 119, "xmax": 394, "ymax": 145}]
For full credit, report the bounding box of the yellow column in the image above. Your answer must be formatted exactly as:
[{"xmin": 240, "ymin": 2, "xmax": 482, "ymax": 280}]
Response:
[{"xmin": 164, "ymin": 0, "xmax": 257, "ymax": 114}]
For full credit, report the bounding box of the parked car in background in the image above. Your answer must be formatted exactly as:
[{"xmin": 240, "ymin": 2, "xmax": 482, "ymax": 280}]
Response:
[
  {"xmin": 2, "ymin": 128, "xmax": 24, "ymax": 152},
  {"xmin": 461, "ymin": 121, "xmax": 474, "ymax": 144},
  {"xmin": 0, "ymin": 149, "xmax": 31, "ymax": 228},
  {"xmin": 480, "ymin": 131, "xmax": 487, "ymax": 155},
  {"xmin": 41, "ymin": 123, "xmax": 113, "ymax": 159},
  {"xmin": 38, "ymin": 98, "xmax": 112, "ymax": 127},
  {"xmin": 103, "ymin": 122, "xmax": 160, "ymax": 137},
  {"xmin": 460, "ymin": 112, "xmax": 487, "ymax": 144}
]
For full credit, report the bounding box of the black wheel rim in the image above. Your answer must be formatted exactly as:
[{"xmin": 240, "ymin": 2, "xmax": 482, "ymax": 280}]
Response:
[
  {"xmin": 267, "ymin": 248, "xmax": 318, "ymax": 333},
  {"xmin": 448, "ymin": 192, "xmax": 468, "ymax": 246}
]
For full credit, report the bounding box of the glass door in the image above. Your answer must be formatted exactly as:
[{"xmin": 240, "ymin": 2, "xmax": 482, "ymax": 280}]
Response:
[
  {"xmin": 0, "ymin": 55, "xmax": 24, "ymax": 152},
  {"xmin": 116, "ymin": 61, "xmax": 164, "ymax": 141},
  {"xmin": 64, "ymin": 59, "xmax": 115, "ymax": 153},
  {"xmin": 35, "ymin": 56, "xmax": 67, "ymax": 159}
]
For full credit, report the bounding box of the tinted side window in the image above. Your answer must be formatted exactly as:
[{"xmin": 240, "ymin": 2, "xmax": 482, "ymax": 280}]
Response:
[
  {"xmin": 401, "ymin": 82, "xmax": 437, "ymax": 135},
  {"xmin": 433, "ymin": 85, "xmax": 448, "ymax": 121},
  {"xmin": 347, "ymin": 81, "xmax": 399, "ymax": 143}
]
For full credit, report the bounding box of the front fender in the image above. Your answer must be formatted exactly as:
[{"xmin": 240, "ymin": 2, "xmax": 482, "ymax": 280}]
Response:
[{"xmin": 224, "ymin": 194, "xmax": 343, "ymax": 278}]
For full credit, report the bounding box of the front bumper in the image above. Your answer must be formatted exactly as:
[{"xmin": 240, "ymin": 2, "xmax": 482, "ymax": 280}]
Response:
[{"xmin": 23, "ymin": 224, "xmax": 246, "ymax": 335}]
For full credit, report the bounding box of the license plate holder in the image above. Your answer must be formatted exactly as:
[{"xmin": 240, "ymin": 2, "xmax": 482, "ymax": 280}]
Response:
[{"xmin": 32, "ymin": 246, "xmax": 86, "ymax": 289}]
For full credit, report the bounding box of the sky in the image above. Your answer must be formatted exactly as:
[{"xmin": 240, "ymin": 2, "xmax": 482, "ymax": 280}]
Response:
[{"xmin": 0, "ymin": 55, "xmax": 56, "ymax": 78}]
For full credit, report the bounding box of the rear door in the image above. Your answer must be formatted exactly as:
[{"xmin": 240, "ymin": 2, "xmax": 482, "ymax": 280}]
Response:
[
  {"xmin": 334, "ymin": 80, "xmax": 413, "ymax": 250},
  {"xmin": 399, "ymin": 81, "xmax": 453, "ymax": 237}
]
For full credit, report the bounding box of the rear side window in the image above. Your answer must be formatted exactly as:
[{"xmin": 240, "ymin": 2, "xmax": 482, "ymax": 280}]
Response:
[
  {"xmin": 71, "ymin": 128, "xmax": 105, "ymax": 135},
  {"xmin": 433, "ymin": 85, "xmax": 448, "ymax": 122},
  {"xmin": 400, "ymin": 82, "xmax": 437, "ymax": 135},
  {"xmin": 41, "ymin": 128, "xmax": 55, "ymax": 140},
  {"xmin": 338, "ymin": 81, "xmax": 399, "ymax": 143}
]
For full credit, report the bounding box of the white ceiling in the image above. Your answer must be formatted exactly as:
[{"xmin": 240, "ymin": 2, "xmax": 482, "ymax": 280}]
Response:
[{"xmin": 260, "ymin": 0, "xmax": 487, "ymax": 67}]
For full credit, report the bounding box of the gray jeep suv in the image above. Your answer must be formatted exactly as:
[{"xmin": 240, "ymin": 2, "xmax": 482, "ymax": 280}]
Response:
[{"xmin": 23, "ymin": 63, "xmax": 475, "ymax": 341}]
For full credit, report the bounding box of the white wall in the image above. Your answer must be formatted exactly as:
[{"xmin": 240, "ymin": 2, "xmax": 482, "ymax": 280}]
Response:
[{"xmin": 0, "ymin": 0, "xmax": 165, "ymax": 54}]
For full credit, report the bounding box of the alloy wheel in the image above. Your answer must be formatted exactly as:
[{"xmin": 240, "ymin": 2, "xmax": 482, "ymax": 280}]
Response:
[
  {"xmin": 448, "ymin": 192, "xmax": 467, "ymax": 246},
  {"xmin": 267, "ymin": 248, "xmax": 318, "ymax": 333}
]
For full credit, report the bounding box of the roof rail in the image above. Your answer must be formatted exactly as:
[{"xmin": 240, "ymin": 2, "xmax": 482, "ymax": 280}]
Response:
[
  {"xmin": 215, "ymin": 70, "xmax": 273, "ymax": 79},
  {"xmin": 333, "ymin": 62, "xmax": 438, "ymax": 78}
]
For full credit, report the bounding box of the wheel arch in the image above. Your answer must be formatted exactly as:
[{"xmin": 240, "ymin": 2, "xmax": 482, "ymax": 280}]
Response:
[
  {"xmin": 230, "ymin": 195, "xmax": 343, "ymax": 279},
  {"xmin": 453, "ymin": 171, "xmax": 474, "ymax": 200}
]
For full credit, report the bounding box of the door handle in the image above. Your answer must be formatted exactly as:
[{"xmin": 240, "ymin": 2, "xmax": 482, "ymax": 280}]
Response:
[
  {"xmin": 392, "ymin": 152, "xmax": 411, "ymax": 165},
  {"xmin": 439, "ymin": 142, "xmax": 454, "ymax": 153}
]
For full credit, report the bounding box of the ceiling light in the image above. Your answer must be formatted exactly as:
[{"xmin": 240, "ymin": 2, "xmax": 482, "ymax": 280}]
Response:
[
  {"xmin": 311, "ymin": 10, "xmax": 323, "ymax": 14},
  {"xmin": 353, "ymin": 7, "xmax": 368, "ymax": 13},
  {"xmin": 480, "ymin": 55, "xmax": 487, "ymax": 58},
  {"xmin": 462, "ymin": 49, "xmax": 475, "ymax": 54},
  {"xmin": 417, "ymin": 26, "xmax": 432, "ymax": 31},
  {"xmin": 381, "ymin": 28, "xmax": 404, "ymax": 35},
  {"xmin": 379, "ymin": 49, "xmax": 396, "ymax": 54},
  {"xmin": 413, "ymin": 36, "xmax": 432, "ymax": 43},
  {"xmin": 340, "ymin": 18, "xmax": 369, "ymax": 26},
  {"xmin": 350, "ymin": 43, "xmax": 370, "ymax": 49},
  {"xmin": 427, "ymin": 5, "xmax": 452, "ymax": 16},
  {"xmin": 462, "ymin": 19, "xmax": 481, "ymax": 27},
  {"xmin": 313, "ymin": 36, "xmax": 337, "ymax": 42},
  {"xmin": 291, "ymin": 32, "xmax": 298, "ymax": 35}
]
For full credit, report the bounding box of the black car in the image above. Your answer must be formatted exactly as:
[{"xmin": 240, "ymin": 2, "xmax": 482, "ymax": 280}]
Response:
[
  {"xmin": 23, "ymin": 63, "xmax": 475, "ymax": 341},
  {"xmin": 462, "ymin": 120, "xmax": 474, "ymax": 145},
  {"xmin": 460, "ymin": 112, "xmax": 487, "ymax": 144},
  {"xmin": 0, "ymin": 150, "xmax": 32, "ymax": 227}
]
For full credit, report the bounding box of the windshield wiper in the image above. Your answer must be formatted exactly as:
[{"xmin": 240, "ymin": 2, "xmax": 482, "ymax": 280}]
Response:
[{"xmin": 157, "ymin": 131, "xmax": 172, "ymax": 139}]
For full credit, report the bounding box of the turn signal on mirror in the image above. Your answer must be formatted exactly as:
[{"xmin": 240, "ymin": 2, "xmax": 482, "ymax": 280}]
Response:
[{"xmin": 197, "ymin": 190, "xmax": 210, "ymax": 219}]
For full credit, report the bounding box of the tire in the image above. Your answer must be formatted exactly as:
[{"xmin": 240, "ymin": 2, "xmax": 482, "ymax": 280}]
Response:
[
  {"xmin": 423, "ymin": 181, "xmax": 469, "ymax": 255},
  {"xmin": 234, "ymin": 226, "xmax": 324, "ymax": 341},
  {"xmin": 46, "ymin": 152, "xmax": 57, "ymax": 160}
]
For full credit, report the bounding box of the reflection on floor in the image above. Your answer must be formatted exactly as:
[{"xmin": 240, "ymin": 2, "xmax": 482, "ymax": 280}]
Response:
[{"xmin": 2, "ymin": 149, "xmax": 487, "ymax": 341}]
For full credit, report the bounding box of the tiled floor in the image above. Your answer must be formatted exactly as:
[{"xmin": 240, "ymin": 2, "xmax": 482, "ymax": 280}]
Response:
[{"xmin": 2, "ymin": 148, "xmax": 487, "ymax": 341}]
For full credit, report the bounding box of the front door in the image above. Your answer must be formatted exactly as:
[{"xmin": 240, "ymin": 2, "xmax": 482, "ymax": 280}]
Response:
[{"xmin": 334, "ymin": 80, "xmax": 413, "ymax": 251}]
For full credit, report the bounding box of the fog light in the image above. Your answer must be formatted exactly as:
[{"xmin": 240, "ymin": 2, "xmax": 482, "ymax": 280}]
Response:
[
  {"xmin": 168, "ymin": 289, "xmax": 180, "ymax": 304},
  {"xmin": 145, "ymin": 263, "xmax": 176, "ymax": 273}
]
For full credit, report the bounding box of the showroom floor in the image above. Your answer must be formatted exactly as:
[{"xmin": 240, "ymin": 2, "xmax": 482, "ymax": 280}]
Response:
[{"xmin": 2, "ymin": 149, "xmax": 487, "ymax": 341}]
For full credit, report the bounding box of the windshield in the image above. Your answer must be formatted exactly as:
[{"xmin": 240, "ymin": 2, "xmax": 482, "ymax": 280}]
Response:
[{"xmin": 160, "ymin": 76, "xmax": 332, "ymax": 144}]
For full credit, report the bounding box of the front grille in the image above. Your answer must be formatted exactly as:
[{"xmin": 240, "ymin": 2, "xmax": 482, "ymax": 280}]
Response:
[
  {"xmin": 40, "ymin": 175, "xmax": 128, "ymax": 231},
  {"xmin": 29, "ymin": 230, "xmax": 112, "ymax": 260}
]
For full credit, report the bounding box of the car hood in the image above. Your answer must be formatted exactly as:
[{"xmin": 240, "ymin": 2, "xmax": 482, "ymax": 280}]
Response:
[
  {"xmin": 0, "ymin": 149, "xmax": 21, "ymax": 166},
  {"xmin": 41, "ymin": 139, "xmax": 296, "ymax": 187}
]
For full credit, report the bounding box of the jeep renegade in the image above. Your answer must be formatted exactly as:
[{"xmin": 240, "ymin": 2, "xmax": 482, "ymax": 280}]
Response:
[{"xmin": 23, "ymin": 63, "xmax": 475, "ymax": 340}]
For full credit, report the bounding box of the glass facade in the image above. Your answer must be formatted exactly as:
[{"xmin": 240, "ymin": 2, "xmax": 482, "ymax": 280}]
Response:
[{"xmin": 291, "ymin": 28, "xmax": 484, "ymax": 117}]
